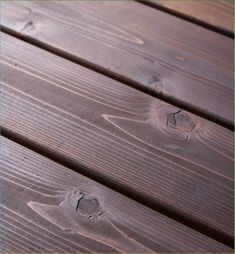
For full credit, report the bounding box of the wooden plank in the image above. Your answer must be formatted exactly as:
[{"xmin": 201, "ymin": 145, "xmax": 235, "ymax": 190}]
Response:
[
  {"xmin": 1, "ymin": 33, "xmax": 234, "ymax": 241},
  {"xmin": 0, "ymin": 137, "xmax": 232, "ymax": 253},
  {"xmin": 146, "ymin": 0, "xmax": 234, "ymax": 35},
  {"xmin": 1, "ymin": 0, "xmax": 233, "ymax": 125}
]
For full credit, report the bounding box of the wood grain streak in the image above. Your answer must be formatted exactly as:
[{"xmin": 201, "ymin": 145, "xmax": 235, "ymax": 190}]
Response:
[
  {"xmin": 1, "ymin": 0, "xmax": 233, "ymax": 124},
  {"xmin": 1, "ymin": 34, "xmax": 234, "ymax": 241},
  {"xmin": 0, "ymin": 137, "xmax": 232, "ymax": 252},
  {"xmin": 146, "ymin": 0, "xmax": 234, "ymax": 34}
]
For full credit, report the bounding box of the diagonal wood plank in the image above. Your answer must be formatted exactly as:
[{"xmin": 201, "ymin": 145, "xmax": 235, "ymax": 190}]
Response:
[
  {"xmin": 1, "ymin": 0, "xmax": 233, "ymax": 126},
  {"xmin": 1, "ymin": 33, "xmax": 234, "ymax": 242},
  {"xmin": 0, "ymin": 137, "xmax": 232, "ymax": 253},
  {"xmin": 145, "ymin": 0, "xmax": 234, "ymax": 35}
]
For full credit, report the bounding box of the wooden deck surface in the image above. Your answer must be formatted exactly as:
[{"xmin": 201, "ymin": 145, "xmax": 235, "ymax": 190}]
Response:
[
  {"xmin": 0, "ymin": 0, "xmax": 234, "ymax": 253},
  {"xmin": 145, "ymin": 0, "xmax": 234, "ymax": 35},
  {"xmin": 2, "ymin": 1, "xmax": 233, "ymax": 127},
  {"xmin": 1, "ymin": 137, "xmax": 231, "ymax": 253}
]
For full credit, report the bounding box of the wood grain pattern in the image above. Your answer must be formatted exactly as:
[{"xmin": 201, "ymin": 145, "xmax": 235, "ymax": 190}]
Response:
[
  {"xmin": 1, "ymin": 33, "xmax": 234, "ymax": 241},
  {"xmin": 0, "ymin": 137, "xmax": 232, "ymax": 253},
  {"xmin": 146, "ymin": 0, "xmax": 234, "ymax": 34},
  {"xmin": 1, "ymin": 0, "xmax": 233, "ymax": 125}
]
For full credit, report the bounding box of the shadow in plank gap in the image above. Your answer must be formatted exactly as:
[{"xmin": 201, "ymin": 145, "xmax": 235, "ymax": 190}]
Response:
[
  {"xmin": 1, "ymin": 0, "xmax": 234, "ymax": 127},
  {"xmin": 0, "ymin": 137, "xmax": 232, "ymax": 253},
  {"xmin": 1, "ymin": 33, "xmax": 234, "ymax": 247},
  {"xmin": 139, "ymin": 0, "xmax": 234, "ymax": 37}
]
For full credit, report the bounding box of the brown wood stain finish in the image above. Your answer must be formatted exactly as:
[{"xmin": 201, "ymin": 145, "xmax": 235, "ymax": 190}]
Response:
[
  {"xmin": 0, "ymin": 137, "xmax": 232, "ymax": 252},
  {"xmin": 146, "ymin": 0, "xmax": 234, "ymax": 35},
  {"xmin": 2, "ymin": 0, "xmax": 234, "ymax": 125},
  {"xmin": 1, "ymin": 33, "xmax": 233, "ymax": 242}
]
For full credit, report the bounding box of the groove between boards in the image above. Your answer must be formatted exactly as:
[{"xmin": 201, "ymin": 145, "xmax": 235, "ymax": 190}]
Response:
[
  {"xmin": 1, "ymin": 128, "xmax": 234, "ymax": 248},
  {"xmin": 137, "ymin": 0, "xmax": 234, "ymax": 38},
  {"xmin": 1, "ymin": 27, "xmax": 234, "ymax": 131}
]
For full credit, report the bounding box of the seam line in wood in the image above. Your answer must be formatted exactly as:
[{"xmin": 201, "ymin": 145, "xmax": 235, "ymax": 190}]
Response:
[
  {"xmin": 1, "ymin": 128, "xmax": 234, "ymax": 248},
  {"xmin": 1, "ymin": 28, "xmax": 233, "ymax": 131},
  {"xmin": 136, "ymin": 0, "xmax": 234, "ymax": 38}
]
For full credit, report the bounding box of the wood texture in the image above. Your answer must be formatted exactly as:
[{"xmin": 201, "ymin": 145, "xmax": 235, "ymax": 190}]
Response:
[
  {"xmin": 147, "ymin": 0, "xmax": 234, "ymax": 34},
  {"xmin": 0, "ymin": 137, "xmax": 232, "ymax": 253},
  {"xmin": 1, "ymin": 0, "xmax": 234, "ymax": 125},
  {"xmin": 1, "ymin": 33, "xmax": 234, "ymax": 240}
]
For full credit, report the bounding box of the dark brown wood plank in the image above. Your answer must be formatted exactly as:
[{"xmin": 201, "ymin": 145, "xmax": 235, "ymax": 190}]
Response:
[
  {"xmin": 1, "ymin": 0, "xmax": 233, "ymax": 125},
  {"xmin": 1, "ymin": 137, "xmax": 232, "ymax": 252},
  {"xmin": 1, "ymin": 33, "xmax": 234, "ymax": 241},
  {"xmin": 146, "ymin": 0, "xmax": 234, "ymax": 34}
]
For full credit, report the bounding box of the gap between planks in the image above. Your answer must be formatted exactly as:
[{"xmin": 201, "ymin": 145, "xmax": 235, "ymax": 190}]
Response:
[
  {"xmin": 0, "ymin": 136, "xmax": 232, "ymax": 253},
  {"xmin": 1, "ymin": 1, "xmax": 233, "ymax": 127},
  {"xmin": 1, "ymin": 127, "xmax": 234, "ymax": 249},
  {"xmin": 1, "ymin": 32, "xmax": 234, "ymax": 247},
  {"xmin": 137, "ymin": 0, "xmax": 234, "ymax": 38},
  {"xmin": 1, "ymin": 27, "xmax": 233, "ymax": 131}
]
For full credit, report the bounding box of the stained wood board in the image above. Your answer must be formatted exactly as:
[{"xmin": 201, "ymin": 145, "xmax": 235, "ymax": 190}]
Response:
[
  {"xmin": 146, "ymin": 0, "xmax": 234, "ymax": 34},
  {"xmin": 1, "ymin": 33, "xmax": 234, "ymax": 240},
  {"xmin": 1, "ymin": 0, "xmax": 234, "ymax": 125},
  {"xmin": 1, "ymin": 137, "xmax": 233, "ymax": 252}
]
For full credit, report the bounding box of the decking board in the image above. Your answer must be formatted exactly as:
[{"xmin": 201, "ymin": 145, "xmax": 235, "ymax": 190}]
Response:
[
  {"xmin": 1, "ymin": 0, "xmax": 234, "ymax": 125},
  {"xmin": 1, "ymin": 33, "xmax": 234, "ymax": 242},
  {"xmin": 1, "ymin": 137, "xmax": 232, "ymax": 252},
  {"xmin": 145, "ymin": 0, "xmax": 234, "ymax": 35}
]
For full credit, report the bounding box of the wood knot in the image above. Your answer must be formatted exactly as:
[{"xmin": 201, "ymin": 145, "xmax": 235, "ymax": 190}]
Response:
[
  {"xmin": 149, "ymin": 80, "xmax": 169, "ymax": 98},
  {"xmin": 20, "ymin": 20, "xmax": 36, "ymax": 34},
  {"xmin": 150, "ymin": 104, "xmax": 198, "ymax": 141},
  {"xmin": 166, "ymin": 110, "xmax": 196, "ymax": 141},
  {"xmin": 67, "ymin": 189, "xmax": 104, "ymax": 221}
]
